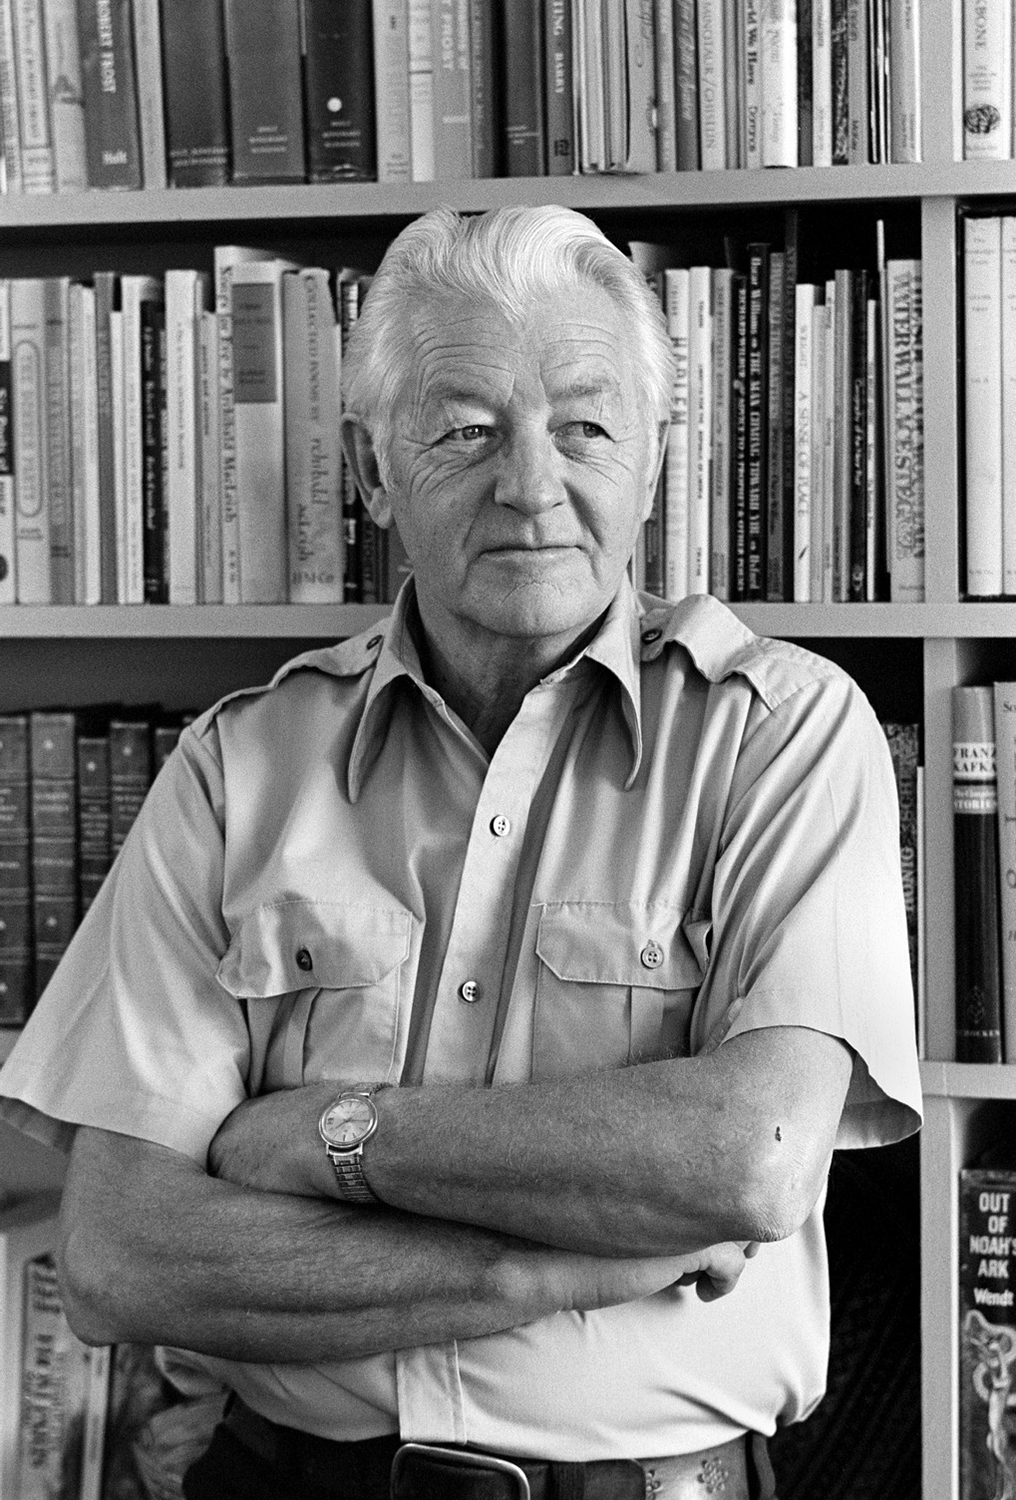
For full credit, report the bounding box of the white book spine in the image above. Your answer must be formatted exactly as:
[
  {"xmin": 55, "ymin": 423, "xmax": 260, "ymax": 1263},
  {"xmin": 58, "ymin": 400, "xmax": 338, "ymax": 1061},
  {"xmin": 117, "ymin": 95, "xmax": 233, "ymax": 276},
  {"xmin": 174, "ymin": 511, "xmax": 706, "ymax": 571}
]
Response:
[
  {"xmin": 68, "ymin": 281, "xmax": 96, "ymax": 603},
  {"xmin": 889, "ymin": 0, "xmax": 921, "ymax": 160},
  {"xmin": 697, "ymin": 0, "xmax": 728, "ymax": 167},
  {"xmin": 963, "ymin": 0, "xmax": 1012, "ymax": 158},
  {"xmin": 965, "ymin": 216, "xmax": 1004, "ymax": 595},
  {"xmin": 995, "ymin": 682, "xmax": 1016, "ymax": 1059},
  {"xmin": 808, "ymin": 301, "xmax": 827, "ymax": 603},
  {"xmin": 10, "ymin": 278, "xmax": 50, "ymax": 602},
  {"xmin": 79, "ymin": 283, "xmax": 100, "ymax": 605},
  {"xmin": 1003, "ymin": 221, "xmax": 1016, "ymax": 596},
  {"xmin": 793, "ymin": 283, "xmax": 819, "ymax": 601},
  {"xmin": 654, "ymin": 0, "xmax": 677, "ymax": 169},
  {"xmin": 165, "ymin": 270, "xmax": 200, "ymax": 606},
  {"xmin": 12, "ymin": 0, "xmax": 54, "ymax": 193},
  {"xmin": 821, "ymin": 279, "xmax": 836, "ymax": 601},
  {"xmin": 663, "ymin": 267, "xmax": 690, "ymax": 601},
  {"xmin": 42, "ymin": 0, "xmax": 86, "ymax": 192},
  {"xmin": 811, "ymin": 0, "xmax": 833, "ymax": 164},
  {"xmin": 744, "ymin": 0, "xmax": 762, "ymax": 167},
  {"xmin": 198, "ymin": 308, "xmax": 222, "ymax": 604},
  {"xmin": 688, "ymin": 265, "xmax": 712, "ymax": 595},
  {"xmin": 0, "ymin": 281, "xmax": 12, "ymax": 604},
  {"xmin": 285, "ymin": 268, "xmax": 344, "ymax": 605},
  {"xmin": 408, "ymin": 0, "xmax": 436, "ymax": 181},
  {"xmin": 132, "ymin": 0, "xmax": 167, "ymax": 189},
  {"xmin": 621, "ymin": 0, "xmax": 657, "ymax": 171},
  {"xmin": 760, "ymin": 0, "xmax": 797, "ymax": 164},
  {"xmin": 109, "ymin": 307, "xmax": 126, "ymax": 601},
  {"xmin": 78, "ymin": 1342, "xmax": 111, "ymax": 1500},
  {"xmin": 709, "ymin": 268, "xmax": 734, "ymax": 599},
  {"xmin": 373, "ymin": 0, "xmax": 413, "ymax": 181},
  {"xmin": 0, "ymin": 0, "xmax": 23, "ymax": 191},
  {"xmin": 583, "ymin": 0, "xmax": 606, "ymax": 169}
]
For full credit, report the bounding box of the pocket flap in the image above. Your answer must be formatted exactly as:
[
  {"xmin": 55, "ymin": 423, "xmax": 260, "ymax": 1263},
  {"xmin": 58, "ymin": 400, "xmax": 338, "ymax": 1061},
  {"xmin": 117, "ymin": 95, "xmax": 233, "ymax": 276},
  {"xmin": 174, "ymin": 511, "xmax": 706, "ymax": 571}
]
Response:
[
  {"xmin": 535, "ymin": 902, "xmax": 704, "ymax": 990},
  {"xmin": 217, "ymin": 901, "xmax": 413, "ymax": 998}
]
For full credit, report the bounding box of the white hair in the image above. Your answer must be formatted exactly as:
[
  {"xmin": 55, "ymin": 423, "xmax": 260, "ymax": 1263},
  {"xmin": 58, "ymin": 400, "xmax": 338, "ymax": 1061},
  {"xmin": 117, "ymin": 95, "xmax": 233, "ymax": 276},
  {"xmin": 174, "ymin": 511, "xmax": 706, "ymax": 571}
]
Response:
[{"xmin": 341, "ymin": 204, "xmax": 675, "ymax": 483}]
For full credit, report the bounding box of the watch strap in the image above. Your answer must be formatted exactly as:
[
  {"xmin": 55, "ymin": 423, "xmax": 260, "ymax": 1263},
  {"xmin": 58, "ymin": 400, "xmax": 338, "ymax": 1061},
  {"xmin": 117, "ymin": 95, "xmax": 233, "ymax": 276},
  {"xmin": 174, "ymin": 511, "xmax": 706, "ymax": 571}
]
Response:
[{"xmin": 325, "ymin": 1142, "xmax": 378, "ymax": 1204}]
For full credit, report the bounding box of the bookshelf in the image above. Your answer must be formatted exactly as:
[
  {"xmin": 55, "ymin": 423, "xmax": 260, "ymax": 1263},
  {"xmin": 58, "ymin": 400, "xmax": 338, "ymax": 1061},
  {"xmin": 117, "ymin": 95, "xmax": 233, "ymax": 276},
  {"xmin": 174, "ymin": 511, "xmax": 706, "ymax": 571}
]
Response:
[{"xmin": 0, "ymin": 0, "xmax": 1012, "ymax": 1492}]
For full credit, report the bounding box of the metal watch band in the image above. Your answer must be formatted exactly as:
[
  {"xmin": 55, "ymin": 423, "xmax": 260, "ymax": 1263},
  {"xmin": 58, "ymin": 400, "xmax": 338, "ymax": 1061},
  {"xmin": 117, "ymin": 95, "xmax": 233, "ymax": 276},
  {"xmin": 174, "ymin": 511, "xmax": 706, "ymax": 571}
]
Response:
[{"xmin": 325, "ymin": 1144, "xmax": 378, "ymax": 1204}]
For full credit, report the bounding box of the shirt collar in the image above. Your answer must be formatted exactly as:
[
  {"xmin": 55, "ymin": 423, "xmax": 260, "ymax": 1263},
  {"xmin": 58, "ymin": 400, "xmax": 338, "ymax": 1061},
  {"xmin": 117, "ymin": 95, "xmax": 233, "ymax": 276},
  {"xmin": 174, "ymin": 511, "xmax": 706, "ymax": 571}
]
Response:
[{"xmin": 347, "ymin": 575, "xmax": 646, "ymax": 801}]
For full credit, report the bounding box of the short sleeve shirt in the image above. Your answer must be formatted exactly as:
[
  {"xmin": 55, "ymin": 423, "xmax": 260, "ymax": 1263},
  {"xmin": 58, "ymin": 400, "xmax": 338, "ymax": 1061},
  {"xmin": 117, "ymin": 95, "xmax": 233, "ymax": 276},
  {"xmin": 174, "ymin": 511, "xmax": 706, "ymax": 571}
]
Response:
[{"xmin": 0, "ymin": 580, "xmax": 922, "ymax": 1461}]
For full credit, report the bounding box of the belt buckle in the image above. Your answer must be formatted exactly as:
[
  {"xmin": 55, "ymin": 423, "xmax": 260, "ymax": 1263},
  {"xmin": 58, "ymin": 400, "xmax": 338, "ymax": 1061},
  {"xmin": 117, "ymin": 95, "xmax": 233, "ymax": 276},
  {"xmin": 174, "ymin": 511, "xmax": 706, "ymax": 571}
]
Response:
[{"xmin": 391, "ymin": 1441, "xmax": 531, "ymax": 1500}]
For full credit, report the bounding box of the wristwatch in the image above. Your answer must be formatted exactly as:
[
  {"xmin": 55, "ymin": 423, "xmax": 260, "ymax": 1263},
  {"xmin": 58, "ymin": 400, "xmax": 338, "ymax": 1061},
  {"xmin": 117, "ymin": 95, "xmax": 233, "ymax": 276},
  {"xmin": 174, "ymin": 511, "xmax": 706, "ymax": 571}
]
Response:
[{"xmin": 318, "ymin": 1085, "xmax": 387, "ymax": 1204}]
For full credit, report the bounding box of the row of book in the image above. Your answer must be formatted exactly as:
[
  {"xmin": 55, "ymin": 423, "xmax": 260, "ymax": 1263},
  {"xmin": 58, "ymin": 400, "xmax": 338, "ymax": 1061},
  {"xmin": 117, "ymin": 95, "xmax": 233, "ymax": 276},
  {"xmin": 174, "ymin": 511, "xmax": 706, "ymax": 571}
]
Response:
[
  {"xmin": 0, "ymin": 253, "xmax": 414, "ymax": 610},
  {"xmin": 963, "ymin": 214, "xmax": 1016, "ymax": 601},
  {"xmin": 631, "ymin": 220, "xmax": 925, "ymax": 603},
  {"xmin": 0, "ymin": 0, "xmax": 926, "ymax": 199},
  {"xmin": 0, "ymin": 1193, "xmax": 225, "ymax": 1500},
  {"xmin": 0, "ymin": 707, "xmax": 194, "ymax": 1022},
  {"xmin": 952, "ymin": 682, "xmax": 1016, "ymax": 1063}
]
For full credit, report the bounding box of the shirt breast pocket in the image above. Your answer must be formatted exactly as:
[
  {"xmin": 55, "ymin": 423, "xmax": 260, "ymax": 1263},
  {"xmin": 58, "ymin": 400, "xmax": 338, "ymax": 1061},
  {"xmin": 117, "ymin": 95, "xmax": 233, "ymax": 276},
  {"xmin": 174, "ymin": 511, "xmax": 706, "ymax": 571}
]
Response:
[
  {"xmin": 216, "ymin": 900, "xmax": 415, "ymax": 1089},
  {"xmin": 532, "ymin": 901, "xmax": 705, "ymax": 1081}
]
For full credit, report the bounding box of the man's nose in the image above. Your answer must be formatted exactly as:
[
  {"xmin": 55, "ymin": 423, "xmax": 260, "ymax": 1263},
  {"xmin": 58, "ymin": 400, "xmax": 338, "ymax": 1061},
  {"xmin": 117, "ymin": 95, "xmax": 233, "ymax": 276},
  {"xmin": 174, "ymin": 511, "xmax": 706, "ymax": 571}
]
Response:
[{"xmin": 494, "ymin": 430, "xmax": 565, "ymax": 513}]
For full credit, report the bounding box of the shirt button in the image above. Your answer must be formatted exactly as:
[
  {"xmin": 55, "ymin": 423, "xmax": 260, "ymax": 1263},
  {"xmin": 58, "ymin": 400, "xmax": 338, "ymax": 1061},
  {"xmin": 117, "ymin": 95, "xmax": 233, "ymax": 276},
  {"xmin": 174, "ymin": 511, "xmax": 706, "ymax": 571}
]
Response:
[
  {"xmin": 459, "ymin": 979, "xmax": 482, "ymax": 1004},
  {"xmin": 490, "ymin": 815, "xmax": 511, "ymax": 837},
  {"xmin": 641, "ymin": 627, "xmax": 662, "ymax": 644},
  {"xmin": 296, "ymin": 947, "xmax": 314, "ymax": 972},
  {"xmin": 640, "ymin": 941, "xmax": 664, "ymax": 969}
]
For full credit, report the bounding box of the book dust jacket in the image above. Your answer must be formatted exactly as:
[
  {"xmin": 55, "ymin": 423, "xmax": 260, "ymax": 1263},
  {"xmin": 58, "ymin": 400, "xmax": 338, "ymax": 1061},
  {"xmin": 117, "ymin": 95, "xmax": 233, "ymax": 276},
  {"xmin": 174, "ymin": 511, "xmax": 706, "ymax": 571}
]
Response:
[{"xmin": 960, "ymin": 1169, "xmax": 1016, "ymax": 1498}]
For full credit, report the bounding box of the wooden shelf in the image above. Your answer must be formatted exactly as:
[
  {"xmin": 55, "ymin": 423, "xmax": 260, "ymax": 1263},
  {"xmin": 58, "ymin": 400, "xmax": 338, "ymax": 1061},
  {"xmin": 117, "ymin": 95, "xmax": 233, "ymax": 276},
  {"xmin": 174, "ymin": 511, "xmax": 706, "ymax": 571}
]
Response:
[
  {"xmin": 921, "ymin": 1060, "xmax": 1016, "ymax": 1100},
  {"xmin": 0, "ymin": 603, "xmax": 391, "ymax": 638}
]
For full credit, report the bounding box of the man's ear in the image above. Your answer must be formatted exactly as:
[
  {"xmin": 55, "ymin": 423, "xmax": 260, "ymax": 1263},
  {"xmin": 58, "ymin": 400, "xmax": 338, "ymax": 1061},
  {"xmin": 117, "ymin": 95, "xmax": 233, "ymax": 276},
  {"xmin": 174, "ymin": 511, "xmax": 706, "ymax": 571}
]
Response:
[{"xmin": 341, "ymin": 414, "xmax": 393, "ymax": 529}]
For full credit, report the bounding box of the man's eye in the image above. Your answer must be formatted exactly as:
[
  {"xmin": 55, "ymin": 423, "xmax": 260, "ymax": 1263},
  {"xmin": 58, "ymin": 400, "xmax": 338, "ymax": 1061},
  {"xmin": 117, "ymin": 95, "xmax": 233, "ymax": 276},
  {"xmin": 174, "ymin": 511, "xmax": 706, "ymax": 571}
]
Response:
[
  {"xmin": 562, "ymin": 421, "xmax": 609, "ymax": 440},
  {"xmin": 448, "ymin": 425, "xmax": 490, "ymax": 442}
]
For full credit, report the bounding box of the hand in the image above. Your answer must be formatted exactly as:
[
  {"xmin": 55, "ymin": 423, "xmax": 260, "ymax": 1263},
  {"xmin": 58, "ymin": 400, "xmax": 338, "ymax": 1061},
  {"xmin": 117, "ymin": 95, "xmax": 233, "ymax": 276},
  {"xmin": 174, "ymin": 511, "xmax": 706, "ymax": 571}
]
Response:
[
  {"xmin": 208, "ymin": 1086, "xmax": 337, "ymax": 1198},
  {"xmin": 670, "ymin": 1239, "xmax": 759, "ymax": 1302}
]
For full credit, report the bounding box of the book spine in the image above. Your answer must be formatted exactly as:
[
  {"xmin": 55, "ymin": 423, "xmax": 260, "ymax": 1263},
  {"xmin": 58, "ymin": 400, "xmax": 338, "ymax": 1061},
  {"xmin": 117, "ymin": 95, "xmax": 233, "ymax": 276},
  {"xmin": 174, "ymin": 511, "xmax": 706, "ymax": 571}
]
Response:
[
  {"xmin": 642, "ymin": 470, "xmax": 664, "ymax": 596},
  {"xmin": 745, "ymin": 0, "xmax": 762, "ymax": 166},
  {"xmin": 408, "ymin": 0, "xmax": 435, "ymax": 181},
  {"xmin": 848, "ymin": 268, "xmax": 869, "ymax": 600},
  {"xmin": 846, "ymin": 0, "xmax": 869, "ymax": 160},
  {"xmin": 0, "ymin": 714, "xmax": 32, "ymax": 1022},
  {"xmin": 0, "ymin": 0, "xmax": 24, "ymax": 192},
  {"xmin": 373, "ymin": 0, "xmax": 412, "ymax": 182},
  {"xmin": 29, "ymin": 711, "xmax": 76, "ymax": 1000},
  {"xmin": 831, "ymin": 265, "xmax": 853, "ymax": 600},
  {"xmin": 164, "ymin": 270, "xmax": 200, "ymax": 607},
  {"xmin": 232, "ymin": 265, "xmax": 289, "ymax": 603},
  {"xmin": 760, "ymin": 0, "xmax": 798, "ymax": 164},
  {"xmin": 731, "ymin": 271, "xmax": 749, "ymax": 598},
  {"xmin": 653, "ymin": 0, "xmax": 676, "ymax": 170},
  {"xmin": 76, "ymin": 729, "xmax": 110, "ymax": 914},
  {"xmin": 502, "ymin": 0, "xmax": 545, "ymax": 174},
  {"xmin": 131, "ymin": 0, "xmax": 166, "ymax": 188},
  {"xmin": 546, "ymin": 0, "xmax": 576, "ymax": 174},
  {"xmin": 284, "ymin": 269, "xmax": 344, "ymax": 604},
  {"xmin": 963, "ymin": 0, "xmax": 1012, "ymax": 158},
  {"xmin": 830, "ymin": 0, "xmax": 849, "ymax": 161},
  {"xmin": 995, "ymin": 682, "xmax": 1016, "ymax": 1060},
  {"xmin": 698, "ymin": 0, "xmax": 728, "ymax": 166},
  {"xmin": 886, "ymin": 258, "xmax": 924, "ymax": 601},
  {"xmin": 687, "ymin": 265, "xmax": 712, "ymax": 595},
  {"xmin": 0, "ymin": 281, "xmax": 13, "ymax": 605},
  {"xmin": 883, "ymin": 720, "xmax": 921, "ymax": 1004},
  {"xmin": 43, "ymin": 277, "xmax": 72, "ymax": 606},
  {"xmin": 809, "ymin": 298, "xmax": 828, "ymax": 600},
  {"xmin": 889, "ymin": 0, "xmax": 920, "ymax": 160},
  {"xmin": 110, "ymin": 304, "xmax": 125, "ymax": 598},
  {"xmin": 468, "ymin": 0, "xmax": 497, "ymax": 176},
  {"xmin": 953, "ymin": 684, "xmax": 1004, "ymax": 1062},
  {"xmin": 340, "ymin": 277, "xmax": 362, "ymax": 602},
  {"xmin": 797, "ymin": 0, "xmax": 813, "ymax": 161},
  {"xmin": 429, "ymin": 0, "xmax": 471, "ymax": 179},
  {"xmin": 92, "ymin": 272, "xmax": 117, "ymax": 603},
  {"xmin": 18, "ymin": 1253, "xmax": 77, "ymax": 1499},
  {"xmin": 78, "ymin": 1340, "xmax": 111, "ymax": 1500},
  {"xmin": 812, "ymin": 0, "xmax": 833, "ymax": 163},
  {"xmin": 602, "ymin": 0, "xmax": 626, "ymax": 170},
  {"xmin": 13, "ymin": 0, "xmax": 54, "ymax": 193},
  {"xmin": 780, "ymin": 209, "xmax": 800, "ymax": 596},
  {"xmin": 745, "ymin": 244, "xmax": 769, "ymax": 599},
  {"xmin": 619, "ymin": 0, "xmax": 657, "ymax": 171},
  {"xmin": 43, "ymin": 0, "xmax": 88, "ymax": 192},
  {"xmin": 765, "ymin": 250, "xmax": 787, "ymax": 598},
  {"xmin": 161, "ymin": 0, "xmax": 230, "ymax": 187},
  {"xmin": 223, "ymin": 0, "xmax": 305, "ymax": 183},
  {"xmin": 76, "ymin": 0, "xmax": 142, "ymax": 188},
  {"xmin": 793, "ymin": 284, "xmax": 819, "ymax": 600},
  {"xmin": 197, "ymin": 306, "xmax": 222, "ymax": 603},
  {"xmin": 10, "ymin": 278, "xmax": 50, "ymax": 604},
  {"xmin": 710, "ymin": 268, "xmax": 735, "ymax": 601},
  {"xmin": 141, "ymin": 294, "xmax": 166, "ymax": 603},
  {"xmin": 120, "ymin": 278, "xmax": 159, "ymax": 605},
  {"xmin": 965, "ymin": 216, "xmax": 1004, "ymax": 597},
  {"xmin": 68, "ymin": 281, "xmax": 100, "ymax": 605},
  {"xmin": 215, "ymin": 256, "xmax": 240, "ymax": 603},
  {"xmin": 1004, "ymin": 222, "xmax": 1016, "ymax": 596},
  {"xmin": 959, "ymin": 1170, "xmax": 1016, "ymax": 1499},
  {"xmin": 864, "ymin": 291, "xmax": 880, "ymax": 597},
  {"xmin": 304, "ymin": 0, "xmax": 378, "ymax": 182},
  {"xmin": 663, "ymin": 267, "xmax": 690, "ymax": 601},
  {"xmin": 109, "ymin": 717, "xmax": 151, "ymax": 853},
  {"xmin": 674, "ymin": 0, "xmax": 700, "ymax": 167}
]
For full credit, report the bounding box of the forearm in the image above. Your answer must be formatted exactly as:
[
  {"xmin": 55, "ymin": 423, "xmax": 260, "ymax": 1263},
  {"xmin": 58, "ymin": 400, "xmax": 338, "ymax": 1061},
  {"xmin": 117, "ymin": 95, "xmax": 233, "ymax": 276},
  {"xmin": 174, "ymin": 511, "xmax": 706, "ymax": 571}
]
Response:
[{"xmin": 59, "ymin": 1127, "xmax": 728, "ymax": 1363}]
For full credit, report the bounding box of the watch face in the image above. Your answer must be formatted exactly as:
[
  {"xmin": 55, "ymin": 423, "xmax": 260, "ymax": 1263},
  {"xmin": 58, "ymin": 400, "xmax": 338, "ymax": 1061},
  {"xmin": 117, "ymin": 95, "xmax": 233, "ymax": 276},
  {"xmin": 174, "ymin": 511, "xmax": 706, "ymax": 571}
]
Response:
[{"xmin": 320, "ymin": 1095, "xmax": 377, "ymax": 1150}]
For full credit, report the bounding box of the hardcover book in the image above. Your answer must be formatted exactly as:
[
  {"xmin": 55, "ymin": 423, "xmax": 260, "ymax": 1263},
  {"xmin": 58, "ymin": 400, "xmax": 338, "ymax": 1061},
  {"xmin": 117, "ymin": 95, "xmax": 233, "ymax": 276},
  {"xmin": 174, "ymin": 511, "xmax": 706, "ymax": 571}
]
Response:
[
  {"xmin": 0, "ymin": 1197, "xmax": 62, "ymax": 1500},
  {"xmin": 0, "ymin": 281, "xmax": 13, "ymax": 605},
  {"xmin": 373, "ymin": 0, "xmax": 412, "ymax": 182},
  {"xmin": 964, "ymin": 215, "xmax": 1004, "ymax": 598},
  {"xmin": 959, "ymin": 1166, "xmax": 1016, "ymax": 1498},
  {"xmin": 953, "ymin": 684, "xmax": 1004, "ymax": 1062},
  {"xmin": 10, "ymin": 278, "xmax": 51, "ymax": 605},
  {"xmin": 0, "ymin": 713, "xmax": 32, "ymax": 1024},
  {"xmin": 29, "ymin": 710, "xmax": 77, "ymax": 999},
  {"xmin": 283, "ymin": 267, "xmax": 343, "ymax": 604},
  {"xmin": 160, "ymin": 0, "xmax": 230, "ymax": 187},
  {"xmin": 12, "ymin": 0, "xmax": 55, "ymax": 193},
  {"xmin": 223, "ymin": 0, "xmax": 305, "ymax": 184},
  {"xmin": 303, "ymin": 0, "xmax": 378, "ymax": 182},
  {"xmin": 76, "ymin": 0, "xmax": 142, "ymax": 189}
]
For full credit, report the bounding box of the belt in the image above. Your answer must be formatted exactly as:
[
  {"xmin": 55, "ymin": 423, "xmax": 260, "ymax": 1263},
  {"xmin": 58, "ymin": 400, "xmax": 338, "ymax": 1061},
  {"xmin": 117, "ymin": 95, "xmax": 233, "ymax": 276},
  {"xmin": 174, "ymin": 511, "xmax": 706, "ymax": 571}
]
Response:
[{"xmin": 223, "ymin": 1397, "xmax": 758, "ymax": 1500}]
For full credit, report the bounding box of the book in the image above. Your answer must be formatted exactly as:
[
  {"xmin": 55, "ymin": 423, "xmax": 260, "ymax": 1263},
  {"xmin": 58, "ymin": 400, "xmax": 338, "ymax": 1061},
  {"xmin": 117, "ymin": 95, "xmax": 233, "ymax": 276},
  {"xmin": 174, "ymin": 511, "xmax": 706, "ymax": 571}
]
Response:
[
  {"xmin": 546, "ymin": 0, "xmax": 576, "ymax": 174},
  {"xmin": 710, "ymin": 267, "xmax": 735, "ymax": 600},
  {"xmin": 160, "ymin": 0, "xmax": 230, "ymax": 187},
  {"xmin": 68, "ymin": 280, "xmax": 100, "ymax": 606},
  {"xmin": 687, "ymin": 265, "xmax": 712, "ymax": 595},
  {"xmin": 197, "ymin": 305, "xmax": 222, "ymax": 604},
  {"xmin": 819, "ymin": 278, "xmax": 837, "ymax": 599},
  {"xmin": 889, "ymin": 0, "xmax": 921, "ymax": 160},
  {"xmin": 959, "ymin": 1166, "xmax": 1016, "ymax": 1499},
  {"xmin": 131, "ymin": 0, "xmax": 166, "ymax": 189},
  {"xmin": 0, "ymin": 1197, "xmax": 62, "ymax": 1500},
  {"xmin": 12, "ymin": 0, "xmax": 55, "ymax": 193},
  {"xmin": 92, "ymin": 272, "xmax": 118, "ymax": 604},
  {"xmin": 962, "ymin": 0, "xmax": 1012, "ymax": 158},
  {"xmin": 109, "ymin": 713, "xmax": 152, "ymax": 855},
  {"xmin": 831, "ymin": 265, "xmax": 854, "ymax": 600},
  {"xmin": 731, "ymin": 271, "xmax": 749, "ymax": 597},
  {"xmin": 830, "ymin": 0, "xmax": 849, "ymax": 161},
  {"xmin": 812, "ymin": 0, "xmax": 833, "ymax": 162},
  {"xmin": 887, "ymin": 257, "xmax": 925, "ymax": 603},
  {"xmin": 119, "ymin": 275, "xmax": 162, "ymax": 606},
  {"xmin": 848, "ymin": 268, "xmax": 869, "ymax": 600},
  {"xmin": 0, "ymin": 0, "xmax": 24, "ymax": 193},
  {"xmin": 283, "ymin": 267, "xmax": 344, "ymax": 604},
  {"xmin": 793, "ymin": 283, "xmax": 819, "ymax": 600},
  {"xmin": 654, "ymin": 0, "xmax": 677, "ymax": 170},
  {"xmin": 765, "ymin": 250, "xmax": 787, "ymax": 599},
  {"xmin": 468, "ymin": 0, "xmax": 497, "ymax": 177},
  {"xmin": 372, "ymin": 0, "xmax": 412, "ymax": 182},
  {"xmin": 10, "ymin": 278, "xmax": 51, "ymax": 604},
  {"xmin": 76, "ymin": 0, "xmax": 142, "ymax": 189},
  {"xmin": 0, "ymin": 281, "xmax": 13, "ymax": 605},
  {"xmin": 883, "ymin": 720, "xmax": 921, "ymax": 1007},
  {"xmin": 745, "ymin": 243, "xmax": 769, "ymax": 598},
  {"xmin": 429, "ymin": 0, "xmax": 471, "ymax": 179},
  {"xmin": 0, "ymin": 713, "xmax": 32, "ymax": 1024},
  {"xmin": 408, "ymin": 0, "xmax": 435, "ymax": 181},
  {"xmin": 744, "ymin": 0, "xmax": 762, "ymax": 166},
  {"xmin": 698, "ymin": 0, "xmax": 729, "ymax": 166},
  {"xmin": 994, "ymin": 682, "xmax": 1016, "ymax": 1063},
  {"xmin": 953, "ymin": 685, "xmax": 1003, "ymax": 1063},
  {"xmin": 1004, "ymin": 221, "xmax": 1016, "ymax": 597},
  {"xmin": 303, "ymin": 0, "xmax": 378, "ymax": 182},
  {"xmin": 576, "ymin": 0, "xmax": 606, "ymax": 171},
  {"xmin": 29, "ymin": 710, "xmax": 76, "ymax": 999},
  {"xmin": 662, "ymin": 267, "xmax": 690, "ymax": 601},
  {"xmin": 964, "ymin": 216, "xmax": 1004, "ymax": 598},
  {"xmin": 674, "ymin": 0, "xmax": 700, "ymax": 167},
  {"xmin": 846, "ymin": 0, "xmax": 869, "ymax": 161},
  {"xmin": 76, "ymin": 716, "xmax": 110, "ymax": 915},
  {"xmin": 140, "ymin": 291, "xmax": 166, "ymax": 604},
  {"xmin": 223, "ymin": 0, "xmax": 304, "ymax": 184},
  {"xmin": 615, "ymin": 0, "xmax": 657, "ymax": 172},
  {"xmin": 760, "ymin": 0, "xmax": 797, "ymax": 164},
  {"xmin": 796, "ymin": 0, "xmax": 813, "ymax": 162},
  {"xmin": 17, "ymin": 1249, "xmax": 90, "ymax": 1500},
  {"xmin": 164, "ymin": 269, "xmax": 209, "ymax": 607},
  {"xmin": 78, "ymin": 1340, "xmax": 110, "ymax": 1500},
  {"xmin": 339, "ymin": 271, "xmax": 363, "ymax": 603},
  {"xmin": 42, "ymin": 0, "xmax": 88, "ymax": 193},
  {"xmin": 502, "ymin": 0, "xmax": 545, "ymax": 174},
  {"xmin": 43, "ymin": 276, "xmax": 73, "ymax": 607},
  {"xmin": 230, "ymin": 257, "xmax": 295, "ymax": 603}
]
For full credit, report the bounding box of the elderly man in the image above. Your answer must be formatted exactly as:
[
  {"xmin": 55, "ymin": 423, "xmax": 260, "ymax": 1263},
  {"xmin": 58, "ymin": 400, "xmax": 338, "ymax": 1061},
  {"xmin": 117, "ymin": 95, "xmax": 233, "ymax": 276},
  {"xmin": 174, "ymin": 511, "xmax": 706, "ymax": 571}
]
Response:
[{"xmin": 0, "ymin": 205, "xmax": 921, "ymax": 1500}]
